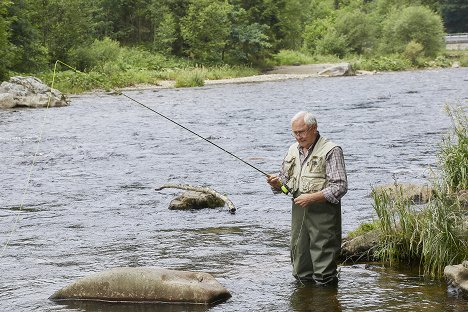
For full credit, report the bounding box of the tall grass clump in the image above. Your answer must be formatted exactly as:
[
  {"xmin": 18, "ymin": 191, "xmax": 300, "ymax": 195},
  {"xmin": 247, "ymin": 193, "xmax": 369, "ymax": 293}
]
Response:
[
  {"xmin": 174, "ymin": 68, "xmax": 206, "ymax": 88},
  {"xmin": 371, "ymin": 104, "xmax": 468, "ymax": 277},
  {"xmin": 371, "ymin": 186, "xmax": 420, "ymax": 266}
]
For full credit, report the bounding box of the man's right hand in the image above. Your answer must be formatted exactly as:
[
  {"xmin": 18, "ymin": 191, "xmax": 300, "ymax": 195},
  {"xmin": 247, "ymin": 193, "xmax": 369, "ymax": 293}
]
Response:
[{"xmin": 266, "ymin": 175, "xmax": 282, "ymax": 191}]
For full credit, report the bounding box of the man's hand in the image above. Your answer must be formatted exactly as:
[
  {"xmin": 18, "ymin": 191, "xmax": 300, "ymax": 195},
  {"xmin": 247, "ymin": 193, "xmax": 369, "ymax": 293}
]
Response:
[
  {"xmin": 266, "ymin": 175, "xmax": 282, "ymax": 191},
  {"xmin": 293, "ymin": 192, "xmax": 326, "ymax": 208}
]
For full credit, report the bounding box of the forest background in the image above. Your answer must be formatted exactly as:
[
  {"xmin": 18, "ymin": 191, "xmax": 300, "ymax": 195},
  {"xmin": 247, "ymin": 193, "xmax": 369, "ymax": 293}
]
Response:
[{"xmin": 0, "ymin": 0, "xmax": 467, "ymax": 92}]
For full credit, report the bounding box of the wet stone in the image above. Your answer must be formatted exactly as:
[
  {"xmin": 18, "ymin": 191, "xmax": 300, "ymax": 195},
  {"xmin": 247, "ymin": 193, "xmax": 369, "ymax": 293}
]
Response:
[{"xmin": 169, "ymin": 191, "xmax": 225, "ymax": 210}]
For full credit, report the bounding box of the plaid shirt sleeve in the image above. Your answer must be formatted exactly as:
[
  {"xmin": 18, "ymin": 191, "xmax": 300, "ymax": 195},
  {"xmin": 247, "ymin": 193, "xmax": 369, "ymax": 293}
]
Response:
[{"xmin": 322, "ymin": 146, "xmax": 348, "ymax": 204}]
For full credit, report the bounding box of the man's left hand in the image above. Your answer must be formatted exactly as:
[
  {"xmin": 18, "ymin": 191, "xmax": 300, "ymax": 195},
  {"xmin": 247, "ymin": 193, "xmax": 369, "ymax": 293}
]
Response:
[{"xmin": 293, "ymin": 192, "xmax": 326, "ymax": 208}]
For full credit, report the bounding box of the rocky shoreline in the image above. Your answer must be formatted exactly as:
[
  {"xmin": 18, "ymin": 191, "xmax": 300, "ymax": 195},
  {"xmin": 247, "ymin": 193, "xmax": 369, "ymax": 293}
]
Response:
[{"xmin": 120, "ymin": 63, "xmax": 373, "ymax": 92}]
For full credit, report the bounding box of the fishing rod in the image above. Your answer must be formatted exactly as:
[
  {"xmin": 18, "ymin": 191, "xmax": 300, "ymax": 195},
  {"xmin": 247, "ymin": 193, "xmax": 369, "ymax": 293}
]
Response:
[
  {"xmin": 118, "ymin": 92, "xmax": 269, "ymax": 177},
  {"xmin": 55, "ymin": 60, "xmax": 292, "ymax": 196}
]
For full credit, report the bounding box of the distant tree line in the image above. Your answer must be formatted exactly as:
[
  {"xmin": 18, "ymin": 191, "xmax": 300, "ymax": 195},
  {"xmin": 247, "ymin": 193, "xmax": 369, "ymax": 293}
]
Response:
[{"xmin": 0, "ymin": 0, "xmax": 466, "ymax": 80}]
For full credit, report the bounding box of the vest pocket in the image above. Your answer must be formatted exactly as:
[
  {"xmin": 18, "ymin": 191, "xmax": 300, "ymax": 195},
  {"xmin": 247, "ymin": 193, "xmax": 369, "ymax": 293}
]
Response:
[
  {"xmin": 283, "ymin": 154, "xmax": 296, "ymax": 177},
  {"xmin": 300, "ymin": 177, "xmax": 326, "ymax": 193}
]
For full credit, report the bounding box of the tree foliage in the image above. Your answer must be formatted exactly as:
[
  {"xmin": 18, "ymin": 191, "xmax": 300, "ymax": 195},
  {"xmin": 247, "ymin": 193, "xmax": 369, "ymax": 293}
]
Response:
[
  {"xmin": 0, "ymin": 1, "xmax": 12, "ymax": 80},
  {"xmin": 381, "ymin": 6, "xmax": 445, "ymax": 57},
  {"xmin": 180, "ymin": 0, "xmax": 232, "ymax": 62},
  {"xmin": 1, "ymin": 0, "xmax": 463, "ymax": 78}
]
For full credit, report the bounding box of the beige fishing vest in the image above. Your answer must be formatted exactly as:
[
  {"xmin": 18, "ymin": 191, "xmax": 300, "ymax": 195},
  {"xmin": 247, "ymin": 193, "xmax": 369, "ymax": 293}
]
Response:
[{"xmin": 283, "ymin": 136, "xmax": 337, "ymax": 195}]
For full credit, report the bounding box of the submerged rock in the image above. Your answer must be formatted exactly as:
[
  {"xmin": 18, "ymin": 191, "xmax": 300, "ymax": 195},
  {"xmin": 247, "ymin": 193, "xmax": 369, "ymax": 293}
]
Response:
[
  {"xmin": 0, "ymin": 76, "xmax": 69, "ymax": 108},
  {"xmin": 444, "ymin": 261, "xmax": 468, "ymax": 294},
  {"xmin": 50, "ymin": 267, "xmax": 231, "ymax": 304}
]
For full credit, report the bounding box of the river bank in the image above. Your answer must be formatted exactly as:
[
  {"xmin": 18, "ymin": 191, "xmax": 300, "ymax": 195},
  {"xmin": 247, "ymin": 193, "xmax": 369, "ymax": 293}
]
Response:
[{"xmin": 117, "ymin": 63, "xmax": 372, "ymax": 92}]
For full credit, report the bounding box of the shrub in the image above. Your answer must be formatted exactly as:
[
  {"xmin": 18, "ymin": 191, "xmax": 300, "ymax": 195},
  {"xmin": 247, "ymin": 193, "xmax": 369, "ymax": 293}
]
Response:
[
  {"xmin": 403, "ymin": 40, "xmax": 424, "ymax": 65},
  {"xmin": 174, "ymin": 69, "xmax": 205, "ymax": 88},
  {"xmin": 69, "ymin": 37, "xmax": 121, "ymax": 71},
  {"xmin": 334, "ymin": 9, "xmax": 376, "ymax": 54},
  {"xmin": 381, "ymin": 6, "xmax": 445, "ymax": 57},
  {"xmin": 353, "ymin": 54, "xmax": 411, "ymax": 71},
  {"xmin": 273, "ymin": 50, "xmax": 317, "ymax": 65},
  {"xmin": 315, "ymin": 29, "xmax": 349, "ymax": 58},
  {"xmin": 302, "ymin": 17, "xmax": 334, "ymax": 54}
]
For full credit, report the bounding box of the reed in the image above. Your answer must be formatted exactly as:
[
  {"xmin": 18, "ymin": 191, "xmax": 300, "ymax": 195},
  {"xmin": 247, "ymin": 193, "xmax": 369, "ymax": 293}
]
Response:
[
  {"xmin": 371, "ymin": 104, "xmax": 467, "ymax": 277},
  {"xmin": 174, "ymin": 68, "xmax": 206, "ymax": 88}
]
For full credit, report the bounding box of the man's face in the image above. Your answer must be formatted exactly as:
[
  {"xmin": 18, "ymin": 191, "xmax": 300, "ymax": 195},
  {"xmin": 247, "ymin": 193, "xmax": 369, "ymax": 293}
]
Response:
[{"xmin": 291, "ymin": 118, "xmax": 317, "ymax": 149}]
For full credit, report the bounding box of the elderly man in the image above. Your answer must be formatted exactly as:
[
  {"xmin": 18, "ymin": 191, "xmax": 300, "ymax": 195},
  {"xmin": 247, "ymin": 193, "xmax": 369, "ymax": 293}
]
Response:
[{"xmin": 267, "ymin": 111, "xmax": 347, "ymax": 285}]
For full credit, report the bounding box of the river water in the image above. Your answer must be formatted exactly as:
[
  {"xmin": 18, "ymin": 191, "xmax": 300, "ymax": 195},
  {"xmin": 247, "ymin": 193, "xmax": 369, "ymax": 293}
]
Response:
[{"xmin": 1, "ymin": 68, "xmax": 467, "ymax": 311}]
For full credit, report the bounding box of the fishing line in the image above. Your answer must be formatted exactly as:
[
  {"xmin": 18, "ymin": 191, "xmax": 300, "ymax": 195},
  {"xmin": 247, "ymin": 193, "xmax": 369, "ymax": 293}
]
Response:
[
  {"xmin": 118, "ymin": 92, "xmax": 270, "ymax": 177},
  {"xmin": 1, "ymin": 61, "xmax": 60, "ymax": 256},
  {"xmin": 53, "ymin": 61, "xmax": 290, "ymax": 185}
]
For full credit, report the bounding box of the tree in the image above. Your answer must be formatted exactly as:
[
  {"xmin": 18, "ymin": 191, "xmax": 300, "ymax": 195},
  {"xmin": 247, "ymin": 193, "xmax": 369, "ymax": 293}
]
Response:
[
  {"xmin": 334, "ymin": 9, "xmax": 376, "ymax": 54},
  {"xmin": 0, "ymin": 2, "xmax": 12, "ymax": 80},
  {"xmin": 441, "ymin": 0, "xmax": 468, "ymax": 33},
  {"xmin": 381, "ymin": 5, "xmax": 445, "ymax": 57},
  {"xmin": 277, "ymin": 0, "xmax": 311, "ymax": 50},
  {"xmin": 33, "ymin": 0, "xmax": 99, "ymax": 63},
  {"xmin": 8, "ymin": 0, "xmax": 48, "ymax": 72},
  {"xmin": 180, "ymin": 0, "xmax": 232, "ymax": 62},
  {"xmin": 302, "ymin": 17, "xmax": 335, "ymax": 54}
]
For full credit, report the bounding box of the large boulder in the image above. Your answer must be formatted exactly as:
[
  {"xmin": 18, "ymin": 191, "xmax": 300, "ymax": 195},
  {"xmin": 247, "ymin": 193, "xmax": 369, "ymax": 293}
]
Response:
[
  {"xmin": 444, "ymin": 261, "xmax": 468, "ymax": 294},
  {"xmin": 340, "ymin": 230, "xmax": 379, "ymax": 262},
  {"xmin": 169, "ymin": 190, "xmax": 225, "ymax": 210},
  {"xmin": 0, "ymin": 76, "xmax": 69, "ymax": 108},
  {"xmin": 50, "ymin": 267, "xmax": 231, "ymax": 304},
  {"xmin": 318, "ymin": 63, "xmax": 355, "ymax": 77}
]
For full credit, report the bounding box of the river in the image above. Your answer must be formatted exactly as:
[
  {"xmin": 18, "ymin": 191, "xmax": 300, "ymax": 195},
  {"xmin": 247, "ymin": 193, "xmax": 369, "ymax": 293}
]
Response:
[{"xmin": 1, "ymin": 68, "xmax": 467, "ymax": 311}]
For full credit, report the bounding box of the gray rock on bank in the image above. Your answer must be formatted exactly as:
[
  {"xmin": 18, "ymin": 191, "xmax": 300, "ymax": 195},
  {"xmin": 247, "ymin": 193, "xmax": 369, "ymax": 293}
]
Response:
[
  {"xmin": 0, "ymin": 76, "xmax": 68, "ymax": 108},
  {"xmin": 50, "ymin": 267, "xmax": 231, "ymax": 304},
  {"xmin": 318, "ymin": 63, "xmax": 355, "ymax": 77},
  {"xmin": 444, "ymin": 261, "xmax": 468, "ymax": 294}
]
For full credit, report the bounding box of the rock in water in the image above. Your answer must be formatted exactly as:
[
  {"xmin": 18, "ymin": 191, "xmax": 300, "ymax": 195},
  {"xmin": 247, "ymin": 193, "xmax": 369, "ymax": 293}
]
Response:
[
  {"xmin": 444, "ymin": 261, "xmax": 468, "ymax": 294},
  {"xmin": 169, "ymin": 191, "xmax": 225, "ymax": 210},
  {"xmin": 0, "ymin": 76, "xmax": 69, "ymax": 108},
  {"xmin": 155, "ymin": 184, "xmax": 236, "ymax": 213},
  {"xmin": 50, "ymin": 267, "xmax": 231, "ymax": 304}
]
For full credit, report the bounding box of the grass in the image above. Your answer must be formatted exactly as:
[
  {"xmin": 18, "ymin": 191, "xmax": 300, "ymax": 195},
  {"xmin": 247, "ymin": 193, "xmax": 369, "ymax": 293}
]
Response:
[
  {"xmin": 37, "ymin": 64, "xmax": 260, "ymax": 93},
  {"xmin": 370, "ymin": 104, "xmax": 468, "ymax": 278}
]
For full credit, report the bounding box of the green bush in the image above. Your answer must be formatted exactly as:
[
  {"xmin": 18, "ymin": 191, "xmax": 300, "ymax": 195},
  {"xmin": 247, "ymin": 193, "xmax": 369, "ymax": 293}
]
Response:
[
  {"xmin": 174, "ymin": 69, "xmax": 205, "ymax": 88},
  {"xmin": 334, "ymin": 9, "xmax": 376, "ymax": 54},
  {"xmin": 315, "ymin": 29, "xmax": 349, "ymax": 58},
  {"xmin": 273, "ymin": 50, "xmax": 317, "ymax": 65},
  {"xmin": 353, "ymin": 54, "xmax": 411, "ymax": 71},
  {"xmin": 403, "ymin": 40, "xmax": 424, "ymax": 65},
  {"xmin": 302, "ymin": 17, "xmax": 334, "ymax": 54},
  {"xmin": 381, "ymin": 6, "xmax": 445, "ymax": 57},
  {"xmin": 69, "ymin": 37, "xmax": 121, "ymax": 71}
]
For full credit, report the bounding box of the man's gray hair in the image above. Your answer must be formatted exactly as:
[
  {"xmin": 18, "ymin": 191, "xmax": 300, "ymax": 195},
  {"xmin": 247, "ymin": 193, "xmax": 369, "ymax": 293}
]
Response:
[{"xmin": 291, "ymin": 111, "xmax": 317, "ymax": 127}]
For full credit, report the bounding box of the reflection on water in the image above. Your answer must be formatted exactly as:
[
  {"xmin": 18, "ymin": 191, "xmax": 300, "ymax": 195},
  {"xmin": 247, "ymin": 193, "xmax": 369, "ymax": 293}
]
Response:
[
  {"xmin": 290, "ymin": 284, "xmax": 342, "ymax": 312},
  {"xmin": 1, "ymin": 68, "xmax": 468, "ymax": 311},
  {"xmin": 55, "ymin": 300, "xmax": 211, "ymax": 312}
]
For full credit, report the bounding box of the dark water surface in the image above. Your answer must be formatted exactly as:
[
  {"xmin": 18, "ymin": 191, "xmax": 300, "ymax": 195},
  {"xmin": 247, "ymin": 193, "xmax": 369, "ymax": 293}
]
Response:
[{"xmin": 1, "ymin": 68, "xmax": 467, "ymax": 311}]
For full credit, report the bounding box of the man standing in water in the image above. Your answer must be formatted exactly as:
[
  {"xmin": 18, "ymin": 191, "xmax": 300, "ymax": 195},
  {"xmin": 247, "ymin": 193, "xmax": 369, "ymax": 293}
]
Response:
[{"xmin": 267, "ymin": 111, "xmax": 347, "ymax": 286}]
